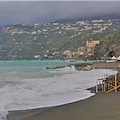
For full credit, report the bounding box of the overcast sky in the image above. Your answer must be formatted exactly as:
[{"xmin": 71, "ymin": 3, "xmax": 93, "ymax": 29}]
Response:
[{"xmin": 0, "ymin": 1, "xmax": 120, "ymax": 26}]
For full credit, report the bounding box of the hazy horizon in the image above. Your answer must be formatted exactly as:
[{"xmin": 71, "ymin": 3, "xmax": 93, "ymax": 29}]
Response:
[{"xmin": 0, "ymin": 1, "xmax": 120, "ymax": 26}]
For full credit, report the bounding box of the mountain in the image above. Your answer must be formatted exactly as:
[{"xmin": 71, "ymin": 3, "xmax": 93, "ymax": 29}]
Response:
[
  {"xmin": 53, "ymin": 14, "xmax": 120, "ymax": 23},
  {"xmin": 0, "ymin": 18, "xmax": 120, "ymax": 60},
  {"xmin": 94, "ymin": 31, "xmax": 120, "ymax": 59}
]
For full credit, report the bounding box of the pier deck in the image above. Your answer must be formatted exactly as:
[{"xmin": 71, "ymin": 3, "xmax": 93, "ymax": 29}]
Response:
[{"xmin": 96, "ymin": 67, "xmax": 120, "ymax": 93}]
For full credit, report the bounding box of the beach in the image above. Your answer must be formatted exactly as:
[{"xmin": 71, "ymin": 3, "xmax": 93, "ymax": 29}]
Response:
[
  {"xmin": 5, "ymin": 61, "xmax": 120, "ymax": 120},
  {"xmin": 7, "ymin": 87, "xmax": 120, "ymax": 120}
]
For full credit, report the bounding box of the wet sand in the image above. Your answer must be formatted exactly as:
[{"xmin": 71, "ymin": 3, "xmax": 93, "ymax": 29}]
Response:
[
  {"xmin": 7, "ymin": 62, "xmax": 120, "ymax": 120},
  {"xmin": 7, "ymin": 87, "xmax": 120, "ymax": 120}
]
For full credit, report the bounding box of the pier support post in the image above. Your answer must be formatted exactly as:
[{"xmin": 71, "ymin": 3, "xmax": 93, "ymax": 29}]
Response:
[
  {"xmin": 102, "ymin": 81, "xmax": 104, "ymax": 92},
  {"xmin": 104, "ymin": 81, "xmax": 106, "ymax": 93},
  {"xmin": 96, "ymin": 80, "xmax": 98, "ymax": 93},
  {"xmin": 115, "ymin": 74, "xmax": 117, "ymax": 92},
  {"xmin": 99, "ymin": 81, "xmax": 101, "ymax": 92}
]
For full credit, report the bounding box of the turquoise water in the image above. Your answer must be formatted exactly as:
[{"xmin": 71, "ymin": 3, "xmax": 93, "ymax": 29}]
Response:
[
  {"xmin": 0, "ymin": 60, "xmax": 96, "ymax": 78},
  {"xmin": 0, "ymin": 60, "xmax": 95, "ymax": 68},
  {"xmin": 0, "ymin": 60, "xmax": 96, "ymax": 88},
  {"xmin": 0, "ymin": 60, "xmax": 116, "ymax": 120}
]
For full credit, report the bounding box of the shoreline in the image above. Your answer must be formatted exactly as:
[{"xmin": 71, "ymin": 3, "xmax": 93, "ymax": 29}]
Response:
[
  {"xmin": 75, "ymin": 62, "xmax": 120, "ymax": 70},
  {"xmin": 7, "ymin": 107, "xmax": 53, "ymax": 120},
  {"xmin": 7, "ymin": 87, "xmax": 96, "ymax": 120},
  {"xmin": 46, "ymin": 61, "xmax": 120, "ymax": 71},
  {"xmin": 7, "ymin": 86, "xmax": 120, "ymax": 120},
  {"xmin": 26, "ymin": 91, "xmax": 120, "ymax": 120},
  {"xmin": 7, "ymin": 63, "xmax": 120, "ymax": 120}
]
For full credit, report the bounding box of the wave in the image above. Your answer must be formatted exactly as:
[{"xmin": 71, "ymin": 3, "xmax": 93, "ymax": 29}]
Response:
[{"xmin": 0, "ymin": 69, "xmax": 117, "ymax": 120}]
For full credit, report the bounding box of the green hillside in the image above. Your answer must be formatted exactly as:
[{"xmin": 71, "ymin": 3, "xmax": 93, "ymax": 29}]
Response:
[
  {"xmin": 0, "ymin": 19, "xmax": 120, "ymax": 60},
  {"xmin": 94, "ymin": 31, "xmax": 120, "ymax": 59}
]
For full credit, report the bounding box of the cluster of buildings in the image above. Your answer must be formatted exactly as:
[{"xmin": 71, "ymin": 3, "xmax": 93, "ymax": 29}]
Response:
[
  {"xmin": 1, "ymin": 19, "xmax": 120, "ymax": 60},
  {"xmin": 3, "ymin": 19, "xmax": 117, "ymax": 35},
  {"xmin": 76, "ymin": 19, "xmax": 113, "ymax": 34},
  {"xmin": 63, "ymin": 40, "xmax": 100, "ymax": 60},
  {"xmin": 33, "ymin": 40, "xmax": 100, "ymax": 60}
]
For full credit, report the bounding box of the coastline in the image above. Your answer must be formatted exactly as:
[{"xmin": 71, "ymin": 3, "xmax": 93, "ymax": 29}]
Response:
[
  {"xmin": 91, "ymin": 62, "xmax": 120, "ymax": 69},
  {"xmin": 7, "ymin": 87, "xmax": 120, "ymax": 120},
  {"xmin": 46, "ymin": 61, "xmax": 120, "ymax": 71},
  {"xmin": 75, "ymin": 62, "xmax": 120, "ymax": 71},
  {"xmin": 7, "ymin": 62, "xmax": 120, "ymax": 120},
  {"xmin": 24, "ymin": 91, "xmax": 120, "ymax": 120},
  {"xmin": 7, "ymin": 87, "xmax": 96, "ymax": 120}
]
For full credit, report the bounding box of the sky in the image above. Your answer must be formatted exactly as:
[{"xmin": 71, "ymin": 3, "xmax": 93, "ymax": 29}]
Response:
[{"xmin": 0, "ymin": 1, "xmax": 120, "ymax": 26}]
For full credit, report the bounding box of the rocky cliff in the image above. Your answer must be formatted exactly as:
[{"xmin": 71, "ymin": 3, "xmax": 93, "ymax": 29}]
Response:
[{"xmin": 94, "ymin": 31, "xmax": 120, "ymax": 59}]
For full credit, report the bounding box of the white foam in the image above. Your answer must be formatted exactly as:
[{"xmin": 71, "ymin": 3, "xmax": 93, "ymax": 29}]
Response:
[
  {"xmin": 48, "ymin": 66, "xmax": 77, "ymax": 74},
  {"xmin": 0, "ymin": 68, "xmax": 117, "ymax": 120}
]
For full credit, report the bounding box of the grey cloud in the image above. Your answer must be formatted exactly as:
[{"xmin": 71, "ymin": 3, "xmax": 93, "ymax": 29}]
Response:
[{"xmin": 0, "ymin": 1, "xmax": 120, "ymax": 26}]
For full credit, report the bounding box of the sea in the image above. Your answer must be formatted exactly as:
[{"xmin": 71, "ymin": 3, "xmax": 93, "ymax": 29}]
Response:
[{"xmin": 0, "ymin": 60, "xmax": 117, "ymax": 120}]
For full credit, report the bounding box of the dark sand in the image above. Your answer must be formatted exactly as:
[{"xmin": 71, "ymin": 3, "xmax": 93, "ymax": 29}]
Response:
[
  {"xmin": 7, "ymin": 88, "xmax": 120, "ymax": 120},
  {"xmin": 7, "ymin": 63, "xmax": 120, "ymax": 120}
]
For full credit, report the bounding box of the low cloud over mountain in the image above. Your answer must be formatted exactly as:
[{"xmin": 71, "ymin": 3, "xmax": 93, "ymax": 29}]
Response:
[{"xmin": 0, "ymin": 1, "xmax": 120, "ymax": 26}]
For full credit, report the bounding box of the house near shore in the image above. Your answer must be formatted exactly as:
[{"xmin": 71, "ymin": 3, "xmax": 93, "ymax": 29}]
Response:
[
  {"xmin": 34, "ymin": 55, "xmax": 40, "ymax": 59},
  {"xmin": 86, "ymin": 41, "xmax": 100, "ymax": 55},
  {"xmin": 86, "ymin": 41, "xmax": 100, "ymax": 47},
  {"xmin": 63, "ymin": 50, "xmax": 72, "ymax": 58}
]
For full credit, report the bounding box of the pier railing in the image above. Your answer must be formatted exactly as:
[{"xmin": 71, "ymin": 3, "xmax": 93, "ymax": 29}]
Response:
[{"xmin": 96, "ymin": 67, "xmax": 120, "ymax": 93}]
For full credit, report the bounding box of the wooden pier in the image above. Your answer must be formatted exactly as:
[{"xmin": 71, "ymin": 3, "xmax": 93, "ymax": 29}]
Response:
[{"xmin": 96, "ymin": 66, "xmax": 120, "ymax": 93}]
